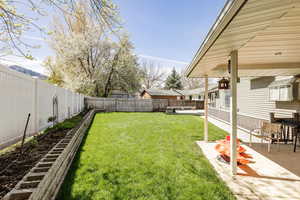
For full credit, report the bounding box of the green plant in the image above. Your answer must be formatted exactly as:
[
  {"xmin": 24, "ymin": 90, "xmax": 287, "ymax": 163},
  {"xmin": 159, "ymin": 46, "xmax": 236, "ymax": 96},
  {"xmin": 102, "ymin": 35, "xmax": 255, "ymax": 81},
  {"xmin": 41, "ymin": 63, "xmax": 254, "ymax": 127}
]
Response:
[
  {"xmin": 28, "ymin": 137, "xmax": 38, "ymax": 147},
  {"xmin": 45, "ymin": 113, "xmax": 83, "ymax": 133},
  {"xmin": 48, "ymin": 116, "xmax": 57, "ymax": 123}
]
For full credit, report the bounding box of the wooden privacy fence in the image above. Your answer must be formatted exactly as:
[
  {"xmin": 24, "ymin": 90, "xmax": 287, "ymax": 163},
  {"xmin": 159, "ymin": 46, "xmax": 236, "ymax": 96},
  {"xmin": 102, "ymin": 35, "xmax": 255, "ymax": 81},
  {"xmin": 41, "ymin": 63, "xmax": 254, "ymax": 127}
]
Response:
[{"xmin": 86, "ymin": 97, "xmax": 204, "ymax": 112}]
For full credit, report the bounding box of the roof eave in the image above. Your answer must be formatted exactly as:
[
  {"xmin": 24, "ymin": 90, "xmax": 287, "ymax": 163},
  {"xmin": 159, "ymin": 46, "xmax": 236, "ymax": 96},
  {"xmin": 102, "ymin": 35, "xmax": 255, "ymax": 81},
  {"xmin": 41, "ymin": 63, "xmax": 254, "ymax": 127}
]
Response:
[{"xmin": 185, "ymin": 0, "xmax": 247, "ymax": 78}]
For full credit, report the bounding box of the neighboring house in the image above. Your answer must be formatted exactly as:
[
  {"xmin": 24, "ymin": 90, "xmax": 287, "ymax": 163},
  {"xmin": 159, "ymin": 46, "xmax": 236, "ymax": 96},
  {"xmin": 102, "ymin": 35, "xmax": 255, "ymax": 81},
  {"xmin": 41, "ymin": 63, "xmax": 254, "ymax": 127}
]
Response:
[
  {"xmin": 180, "ymin": 85, "xmax": 219, "ymax": 102},
  {"xmin": 140, "ymin": 89, "xmax": 183, "ymax": 100},
  {"xmin": 204, "ymin": 85, "xmax": 230, "ymax": 110},
  {"xmin": 140, "ymin": 88, "xmax": 211, "ymax": 101},
  {"xmin": 176, "ymin": 88, "xmax": 204, "ymax": 100},
  {"xmin": 204, "ymin": 76, "xmax": 300, "ymax": 131},
  {"xmin": 109, "ymin": 90, "xmax": 132, "ymax": 98},
  {"xmin": 9, "ymin": 65, "xmax": 48, "ymax": 80}
]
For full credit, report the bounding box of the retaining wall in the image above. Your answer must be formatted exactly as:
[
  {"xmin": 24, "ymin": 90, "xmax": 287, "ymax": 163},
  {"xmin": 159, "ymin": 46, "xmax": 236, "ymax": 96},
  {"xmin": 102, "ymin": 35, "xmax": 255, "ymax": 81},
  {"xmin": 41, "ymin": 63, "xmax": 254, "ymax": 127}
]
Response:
[{"xmin": 3, "ymin": 109, "xmax": 95, "ymax": 200}]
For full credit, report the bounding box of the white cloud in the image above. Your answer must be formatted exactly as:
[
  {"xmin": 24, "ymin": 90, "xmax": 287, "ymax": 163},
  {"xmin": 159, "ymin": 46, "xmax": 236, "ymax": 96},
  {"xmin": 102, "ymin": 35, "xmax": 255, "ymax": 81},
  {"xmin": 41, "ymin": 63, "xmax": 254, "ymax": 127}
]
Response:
[
  {"xmin": 138, "ymin": 54, "xmax": 189, "ymax": 75},
  {"xmin": 138, "ymin": 54, "xmax": 188, "ymax": 65},
  {"xmin": 0, "ymin": 55, "xmax": 46, "ymax": 74}
]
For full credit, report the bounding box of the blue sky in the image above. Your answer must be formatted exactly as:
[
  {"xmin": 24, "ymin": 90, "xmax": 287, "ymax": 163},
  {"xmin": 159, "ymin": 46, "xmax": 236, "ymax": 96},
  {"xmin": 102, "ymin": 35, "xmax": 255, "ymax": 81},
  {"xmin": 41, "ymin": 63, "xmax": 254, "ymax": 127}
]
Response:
[{"xmin": 1, "ymin": 0, "xmax": 226, "ymax": 74}]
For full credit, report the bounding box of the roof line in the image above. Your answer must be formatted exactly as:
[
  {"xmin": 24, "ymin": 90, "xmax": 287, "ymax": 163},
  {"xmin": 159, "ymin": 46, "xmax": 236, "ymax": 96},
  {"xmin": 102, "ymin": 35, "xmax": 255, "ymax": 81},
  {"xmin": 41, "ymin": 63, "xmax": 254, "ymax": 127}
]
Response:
[{"xmin": 185, "ymin": 0, "xmax": 248, "ymax": 77}]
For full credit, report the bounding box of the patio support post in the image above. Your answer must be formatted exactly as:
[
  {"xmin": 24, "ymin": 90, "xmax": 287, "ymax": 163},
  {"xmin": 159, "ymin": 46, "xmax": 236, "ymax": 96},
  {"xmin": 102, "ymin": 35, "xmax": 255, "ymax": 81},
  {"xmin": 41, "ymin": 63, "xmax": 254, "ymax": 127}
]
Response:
[
  {"xmin": 204, "ymin": 75, "xmax": 209, "ymax": 142},
  {"xmin": 230, "ymin": 50, "xmax": 238, "ymax": 175}
]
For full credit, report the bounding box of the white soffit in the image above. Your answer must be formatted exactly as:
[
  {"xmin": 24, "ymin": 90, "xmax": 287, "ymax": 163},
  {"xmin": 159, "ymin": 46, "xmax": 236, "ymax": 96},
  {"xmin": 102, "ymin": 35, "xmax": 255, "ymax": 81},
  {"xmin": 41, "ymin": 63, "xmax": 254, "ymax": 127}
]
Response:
[{"xmin": 187, "ymin": 0, "xmax": 300, "ymax": 78}]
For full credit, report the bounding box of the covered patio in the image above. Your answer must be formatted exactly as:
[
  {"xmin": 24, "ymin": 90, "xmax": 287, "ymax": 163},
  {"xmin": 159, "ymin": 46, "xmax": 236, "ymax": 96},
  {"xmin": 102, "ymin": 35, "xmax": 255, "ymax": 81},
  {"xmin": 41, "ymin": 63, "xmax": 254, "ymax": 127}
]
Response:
[
  {"xmin": 186, "ymin": 0, "xmax": 300, "ymax": 199},
  {"xmin": 198, "ymin": 141, "xmax": 300, "ymax": 200}
]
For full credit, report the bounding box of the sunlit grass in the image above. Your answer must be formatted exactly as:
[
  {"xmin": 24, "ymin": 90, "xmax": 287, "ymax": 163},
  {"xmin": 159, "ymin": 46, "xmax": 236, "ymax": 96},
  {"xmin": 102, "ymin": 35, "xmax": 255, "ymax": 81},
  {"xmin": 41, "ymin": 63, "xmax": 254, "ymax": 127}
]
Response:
[{"xmin": 58, "ymin": 112, "xmax": 235, "ymax": 200}]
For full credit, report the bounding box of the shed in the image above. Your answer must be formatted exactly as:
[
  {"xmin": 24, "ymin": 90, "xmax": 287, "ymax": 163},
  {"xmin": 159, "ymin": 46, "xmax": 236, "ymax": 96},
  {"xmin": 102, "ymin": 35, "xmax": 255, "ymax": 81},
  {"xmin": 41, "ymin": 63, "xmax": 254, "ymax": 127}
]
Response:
[{"xmin": 140, "ymin": 89, "xmax": 183, "ymax": 100}]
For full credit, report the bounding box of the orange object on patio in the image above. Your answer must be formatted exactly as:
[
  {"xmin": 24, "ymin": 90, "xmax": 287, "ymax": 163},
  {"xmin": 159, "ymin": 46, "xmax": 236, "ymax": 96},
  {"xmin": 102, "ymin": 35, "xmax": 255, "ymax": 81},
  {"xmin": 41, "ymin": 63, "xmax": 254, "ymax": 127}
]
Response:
[{"xmin": 215, "ymin": 136, "xmax": 252, "ymax": 165}]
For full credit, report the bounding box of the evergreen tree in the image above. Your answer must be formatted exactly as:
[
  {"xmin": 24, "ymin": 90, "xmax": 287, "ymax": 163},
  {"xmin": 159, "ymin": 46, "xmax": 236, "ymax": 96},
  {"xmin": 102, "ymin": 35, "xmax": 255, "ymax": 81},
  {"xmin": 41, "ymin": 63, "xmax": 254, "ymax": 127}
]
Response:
[{"xmin": 165, "ymin": 68, "xmax": 183, "ymax": 90}]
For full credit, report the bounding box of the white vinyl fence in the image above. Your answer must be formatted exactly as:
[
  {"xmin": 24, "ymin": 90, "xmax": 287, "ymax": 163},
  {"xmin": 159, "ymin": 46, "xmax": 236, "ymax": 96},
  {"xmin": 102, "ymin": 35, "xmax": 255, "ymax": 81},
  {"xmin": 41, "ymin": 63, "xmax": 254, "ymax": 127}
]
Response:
[{"xmin": 0, "ymin": 65, "xmax": 84, "ymax": 149}]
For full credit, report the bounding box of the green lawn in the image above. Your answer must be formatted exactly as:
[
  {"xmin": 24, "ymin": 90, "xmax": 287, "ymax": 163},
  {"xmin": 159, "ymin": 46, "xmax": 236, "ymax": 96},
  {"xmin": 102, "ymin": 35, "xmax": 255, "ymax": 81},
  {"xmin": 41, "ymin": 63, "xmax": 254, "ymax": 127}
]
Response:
[{"xmin": 58, "ymin": 113, "xmax": 235, "ymax": 200}]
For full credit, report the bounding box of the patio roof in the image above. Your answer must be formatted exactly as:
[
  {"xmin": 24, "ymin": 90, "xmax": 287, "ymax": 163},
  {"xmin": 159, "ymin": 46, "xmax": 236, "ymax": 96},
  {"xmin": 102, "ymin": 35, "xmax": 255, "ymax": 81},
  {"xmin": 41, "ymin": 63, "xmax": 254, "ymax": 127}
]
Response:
[
  {"xmin": 268, "ymin": 77, "xmax": 298, "ymax": 87},
  {"xmin": 186, "ymin": 0, "xmax": 300, "ymax": 78}
]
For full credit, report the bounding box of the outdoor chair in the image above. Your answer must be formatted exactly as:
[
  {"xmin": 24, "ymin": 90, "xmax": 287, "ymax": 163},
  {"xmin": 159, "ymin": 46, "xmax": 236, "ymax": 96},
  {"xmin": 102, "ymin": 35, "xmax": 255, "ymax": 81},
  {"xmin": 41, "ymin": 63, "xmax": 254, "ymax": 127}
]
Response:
[{"xmin": 249, "ymin": 121, "xmax": 281, "ymax": 152}]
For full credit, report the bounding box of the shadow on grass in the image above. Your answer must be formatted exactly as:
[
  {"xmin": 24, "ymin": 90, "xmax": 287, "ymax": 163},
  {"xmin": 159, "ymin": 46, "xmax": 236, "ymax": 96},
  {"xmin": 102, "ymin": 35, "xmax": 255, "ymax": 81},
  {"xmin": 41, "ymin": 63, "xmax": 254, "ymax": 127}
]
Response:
[{"xmin": 56, "ymin": 114, "xmax": 96, "ymax": 200}]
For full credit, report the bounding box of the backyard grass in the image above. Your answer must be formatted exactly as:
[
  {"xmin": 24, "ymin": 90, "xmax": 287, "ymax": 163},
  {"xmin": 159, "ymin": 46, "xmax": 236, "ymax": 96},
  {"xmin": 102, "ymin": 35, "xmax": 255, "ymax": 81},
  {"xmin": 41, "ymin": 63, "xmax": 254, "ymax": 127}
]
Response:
[{"xmin": 58, "ymin": 112, "xmax": 235, "ymax": 200}]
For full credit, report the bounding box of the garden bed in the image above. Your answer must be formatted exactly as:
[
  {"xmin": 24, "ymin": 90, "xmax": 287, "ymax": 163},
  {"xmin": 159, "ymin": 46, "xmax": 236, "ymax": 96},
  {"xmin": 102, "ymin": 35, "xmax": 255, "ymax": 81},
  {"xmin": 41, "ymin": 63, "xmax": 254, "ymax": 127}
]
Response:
[{"xmin": 0, "ymin": 110, "xmax": 89, "ymax": 199}]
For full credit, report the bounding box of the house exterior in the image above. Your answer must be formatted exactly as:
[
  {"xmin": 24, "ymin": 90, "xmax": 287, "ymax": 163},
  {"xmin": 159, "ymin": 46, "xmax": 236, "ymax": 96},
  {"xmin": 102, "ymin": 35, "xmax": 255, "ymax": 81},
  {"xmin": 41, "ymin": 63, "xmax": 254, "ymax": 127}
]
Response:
[
  {"xmin": 201, "ymin": 76, "xmax": 300, "ymax": 131},
  {"xmin": 176, "ymin": 88, "xmax": 204, "ymax": 100},
  {"xmin": 140, "ymin": 88, "xmax": 209, "ymax": 101},
  {"xmin": 140, "ymin": 89, "xmax": 183, "ymax": 100},
  {"xmin": 183, "ymin": 0, "xmax": 300, "ymax": 177},
  {"xmin": 109, "ymin": 90, "xmax": 132, "ymax": 98}
]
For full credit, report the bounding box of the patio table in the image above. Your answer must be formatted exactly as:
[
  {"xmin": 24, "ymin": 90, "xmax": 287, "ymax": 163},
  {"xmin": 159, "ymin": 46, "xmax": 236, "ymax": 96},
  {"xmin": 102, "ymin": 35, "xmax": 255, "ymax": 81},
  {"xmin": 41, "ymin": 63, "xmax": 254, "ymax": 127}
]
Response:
[{"xmin": 275, "ymin": 120, "xmax": 300, "ymax": 152}]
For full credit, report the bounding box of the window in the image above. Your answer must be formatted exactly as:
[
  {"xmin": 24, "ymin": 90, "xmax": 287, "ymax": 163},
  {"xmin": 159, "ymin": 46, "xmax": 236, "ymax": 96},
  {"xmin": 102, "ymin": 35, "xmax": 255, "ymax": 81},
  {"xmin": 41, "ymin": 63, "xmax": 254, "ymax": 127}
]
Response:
[
  {"xmin": 269, "ymin": 85, "xmax": 293, "ymax": 101},
  {"xmin": 269, "ymin": 87, "xmax": 280, "ymax": 101},
  {"xmin": 280, "ymin": 86, "xmax": 287, "ymax": 100},
  {"xmin": 225, "ymin": 93, "xmax": 230, "ymax": 109},
  {"xmin": 208, "ymin": 92, "xmax": 217, "ymax": 108}
]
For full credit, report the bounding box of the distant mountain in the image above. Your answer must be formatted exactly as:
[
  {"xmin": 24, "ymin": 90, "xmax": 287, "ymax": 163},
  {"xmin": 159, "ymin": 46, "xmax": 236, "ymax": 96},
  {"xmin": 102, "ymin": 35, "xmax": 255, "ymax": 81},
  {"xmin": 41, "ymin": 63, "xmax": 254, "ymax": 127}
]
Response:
[{"xmin": 9, "ymin": 65, "xmax": 48, "ymax": 80}]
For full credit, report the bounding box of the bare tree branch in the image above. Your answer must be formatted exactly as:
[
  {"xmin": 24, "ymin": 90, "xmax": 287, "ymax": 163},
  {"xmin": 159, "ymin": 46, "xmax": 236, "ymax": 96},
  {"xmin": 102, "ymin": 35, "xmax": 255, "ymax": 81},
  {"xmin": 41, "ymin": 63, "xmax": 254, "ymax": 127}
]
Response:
[{"xmin": 140, "ymin": 60, "xmax": 165, "ymax": 89}]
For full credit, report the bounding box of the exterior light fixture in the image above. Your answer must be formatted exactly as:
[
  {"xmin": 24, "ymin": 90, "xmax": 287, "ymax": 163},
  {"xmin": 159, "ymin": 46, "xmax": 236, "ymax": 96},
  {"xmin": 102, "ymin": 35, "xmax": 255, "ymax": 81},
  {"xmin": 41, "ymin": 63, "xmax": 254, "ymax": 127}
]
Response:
[
  {"xmin": 218, "ymin": 77, "xmax": 230, "ymax": 90},
  {"xmin": 226, "ymin": 59, "xmax": 240, "ymax": 83}
]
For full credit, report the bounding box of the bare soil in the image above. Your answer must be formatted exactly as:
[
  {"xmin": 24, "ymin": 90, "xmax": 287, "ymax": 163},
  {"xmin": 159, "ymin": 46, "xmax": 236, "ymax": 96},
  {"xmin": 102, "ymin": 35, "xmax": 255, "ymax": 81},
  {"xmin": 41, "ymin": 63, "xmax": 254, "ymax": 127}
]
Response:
[{"xmin": 0, "ymin": 113, "xmax": 86, "ymax": 198}]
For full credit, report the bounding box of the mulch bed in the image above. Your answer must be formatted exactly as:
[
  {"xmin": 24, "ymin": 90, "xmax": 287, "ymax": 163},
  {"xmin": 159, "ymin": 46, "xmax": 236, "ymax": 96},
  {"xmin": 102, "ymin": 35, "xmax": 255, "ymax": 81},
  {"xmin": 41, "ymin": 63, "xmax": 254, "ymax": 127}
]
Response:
[{"xmin": 0, "ymin": 115, "xmax": 85, "ymax": 198}]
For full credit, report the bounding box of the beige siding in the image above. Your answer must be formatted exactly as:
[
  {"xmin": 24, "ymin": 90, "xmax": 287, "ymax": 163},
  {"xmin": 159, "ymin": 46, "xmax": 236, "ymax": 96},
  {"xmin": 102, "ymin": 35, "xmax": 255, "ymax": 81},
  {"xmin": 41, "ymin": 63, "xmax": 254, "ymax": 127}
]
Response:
[{"xmin": 237, "ymin": 77, "xmax": 299, "ymax": 120}]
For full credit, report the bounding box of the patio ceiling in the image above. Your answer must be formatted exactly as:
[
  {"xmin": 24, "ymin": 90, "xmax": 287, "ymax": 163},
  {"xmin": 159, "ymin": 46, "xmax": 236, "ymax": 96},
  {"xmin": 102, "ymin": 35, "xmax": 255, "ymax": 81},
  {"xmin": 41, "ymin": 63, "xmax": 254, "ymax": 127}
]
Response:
[{"xmin": 186, "ymin": 0, "xmax": 300, "ymax": 78}]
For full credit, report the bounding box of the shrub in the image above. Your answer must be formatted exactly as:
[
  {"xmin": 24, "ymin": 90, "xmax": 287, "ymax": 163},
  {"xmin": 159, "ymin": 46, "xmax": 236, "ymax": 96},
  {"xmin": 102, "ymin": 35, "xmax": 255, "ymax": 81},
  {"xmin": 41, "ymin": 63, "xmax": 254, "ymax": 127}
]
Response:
[{"xmin": 48, "ymin": 116, "xmax": 57, "ymax": 123}]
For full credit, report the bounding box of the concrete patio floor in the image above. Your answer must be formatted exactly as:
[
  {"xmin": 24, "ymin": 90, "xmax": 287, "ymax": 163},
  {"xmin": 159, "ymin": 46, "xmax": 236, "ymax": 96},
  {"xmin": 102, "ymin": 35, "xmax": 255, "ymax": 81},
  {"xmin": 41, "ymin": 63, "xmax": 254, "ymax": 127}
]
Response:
[
  {"xmin": 199, "ymin": 116, "xmax": 300, "ymax": 199},
  {"xmin": 197, "ymin": 142, "xmax": 300, "ymax": 200},
  {"xmin": 247, "ymin": 143, "xmax": 300, "ymax": 178},
  {"xmin": 204, "ymin": 116, "xmax": 261, "ymax": 143},
  {"xmin": 174, "ymin": 109, "xmax": 204, "ymax": 115},
  {"xmin": 206, "ymin": 115, "xmax": 300, "ymax": 177}
]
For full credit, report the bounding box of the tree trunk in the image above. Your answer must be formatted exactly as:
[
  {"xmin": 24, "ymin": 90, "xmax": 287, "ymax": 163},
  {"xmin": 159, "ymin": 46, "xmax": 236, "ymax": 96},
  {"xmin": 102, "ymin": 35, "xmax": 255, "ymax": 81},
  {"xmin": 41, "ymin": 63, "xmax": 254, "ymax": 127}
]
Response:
[
  {"xmin": 94, "ymin": 82, "xmax": 100, "ymax": 97},
  {"xmin": 103, "ymin": 69, "xmax": 113, "ymax": 97},
  {"xmin": 103, "ymin": 48, "xmax": 121, "ymax": 97}
]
